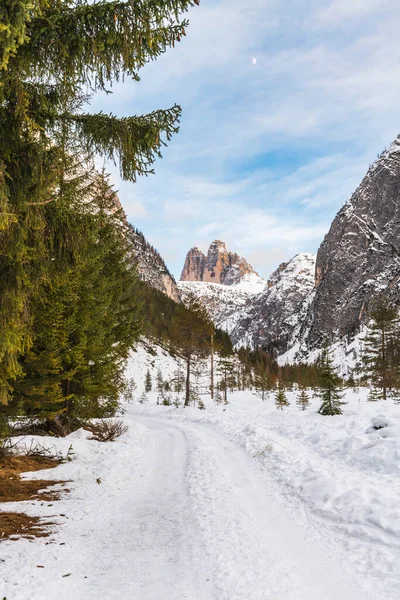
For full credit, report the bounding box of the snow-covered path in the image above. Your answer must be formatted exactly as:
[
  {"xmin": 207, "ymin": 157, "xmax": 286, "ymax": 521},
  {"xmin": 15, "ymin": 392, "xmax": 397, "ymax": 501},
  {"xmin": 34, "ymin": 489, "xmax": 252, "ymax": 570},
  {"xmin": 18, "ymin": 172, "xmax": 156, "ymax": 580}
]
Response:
[
  {"xmin": 1, "ymin": 412, "xmax": 382, "ymax": 599},
  {"xmin": 134, "ymin": 416, "xmax": 368, "ymax": 600}
]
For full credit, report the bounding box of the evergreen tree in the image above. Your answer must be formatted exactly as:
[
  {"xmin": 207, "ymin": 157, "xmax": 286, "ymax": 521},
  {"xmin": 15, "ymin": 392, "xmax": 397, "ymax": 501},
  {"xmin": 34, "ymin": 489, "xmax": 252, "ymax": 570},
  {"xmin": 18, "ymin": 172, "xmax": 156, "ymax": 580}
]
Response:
[
  {"xmin": 11, "ymin": 180, "xmax": 141, "ymax": 426},
  {"xmin": 170, "ymin": 293, "xmax": 212, "ymax": 407},
  {"xmin": 0, "ymin": 0, "xmax": 199, "ymax": 404},
  {"xmin": 275, "ymin": 381, "xmax": 289, "ymax": 411},
  {"xmin": 296, "ymin": 386, "xmax": 310, "ymax": 411},
  {"xmin": 156, "ymin": 368, "xmax": 164, "ymax": 393},
  {"xmin": 317, "ymin": 349, "xmax": 345, "ymax": 416},
  {"xmin": 362, "ymin": 296, "xmax": 400, "ymax": 400},
  {"xmin": 254, "ymin": 365, "xmax": 272, "ymax": 401},
  {"xmin": 217, "ymin": 355, "xmax": 235, "ymax": 404},
  {"xmin": 144, "ymin": 369, "xmax": 152, "ymax": 393},
  {"xmin": 139, "ymin": 392, "xmax": 148, "ymax": 405}
]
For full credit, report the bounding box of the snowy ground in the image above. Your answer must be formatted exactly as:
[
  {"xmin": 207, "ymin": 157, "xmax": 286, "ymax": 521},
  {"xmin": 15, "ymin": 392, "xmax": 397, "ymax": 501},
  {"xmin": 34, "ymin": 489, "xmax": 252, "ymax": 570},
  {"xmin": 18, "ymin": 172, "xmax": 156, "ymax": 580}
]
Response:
[{"xmin": 2, "ymin": 344, "xmax": 400, "ymax": 599}]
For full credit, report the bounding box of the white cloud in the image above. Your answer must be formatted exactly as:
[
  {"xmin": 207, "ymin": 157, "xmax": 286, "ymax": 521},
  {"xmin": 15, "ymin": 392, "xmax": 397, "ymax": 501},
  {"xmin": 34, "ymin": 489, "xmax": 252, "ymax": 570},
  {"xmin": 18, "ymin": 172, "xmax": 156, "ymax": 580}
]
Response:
[{"xmin": 92, "ymin": 0, "xmax": 400, "ymax": 281}]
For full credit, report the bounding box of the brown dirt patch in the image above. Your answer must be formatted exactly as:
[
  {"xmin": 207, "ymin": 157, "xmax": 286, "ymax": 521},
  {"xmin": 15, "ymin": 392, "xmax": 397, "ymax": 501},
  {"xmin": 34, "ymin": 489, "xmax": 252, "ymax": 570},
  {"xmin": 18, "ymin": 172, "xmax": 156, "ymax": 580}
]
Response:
[
  {"xmin": 0, "ymin": 455, "xmax": 65, "ymax": 503},
  {"xmin": 0, "ymin": 512, "xmax": 55, "ymax": 540},
  {"xmin": 0, "ymin": 455, "xmax": 69, "ymax": 540}
]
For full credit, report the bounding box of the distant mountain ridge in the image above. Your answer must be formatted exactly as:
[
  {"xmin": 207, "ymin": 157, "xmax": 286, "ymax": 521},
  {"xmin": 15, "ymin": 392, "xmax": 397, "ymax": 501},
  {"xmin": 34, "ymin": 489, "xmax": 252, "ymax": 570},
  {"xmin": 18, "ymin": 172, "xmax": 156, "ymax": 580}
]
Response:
[
  {"xmin": 118, "ymin": 134, "xmax": 400, "ymax": 367},
  {"xmin": 178, "ymin": 243, "xmax": 316, "ymax": 351}
]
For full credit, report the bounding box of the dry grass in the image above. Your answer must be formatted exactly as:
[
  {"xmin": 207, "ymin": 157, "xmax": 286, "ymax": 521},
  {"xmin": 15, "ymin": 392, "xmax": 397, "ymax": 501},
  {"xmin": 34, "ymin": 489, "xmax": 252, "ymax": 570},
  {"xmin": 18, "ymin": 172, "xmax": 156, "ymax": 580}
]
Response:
[
  {"xmin": 0, "ymin": 512, "xmax": 55, "ymax": 540},
  {"xmin": 0, "ymin": 456, "xmax": 65, "ymax": 503},
  {"xmin": 0, "ymin": 455, "xmax": 69, "ymax": 541}
]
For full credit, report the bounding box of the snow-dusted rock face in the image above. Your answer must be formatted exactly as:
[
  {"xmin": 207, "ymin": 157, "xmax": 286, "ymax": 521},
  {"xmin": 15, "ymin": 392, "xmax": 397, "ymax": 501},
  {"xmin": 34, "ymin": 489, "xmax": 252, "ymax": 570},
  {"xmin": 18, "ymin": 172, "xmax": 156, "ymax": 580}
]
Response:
[
  {"xmin": 105, "ymin": 186, "xmax": 180, "ymax": 303},
  {"xmin": 303, "ymin": 136, "xmax": 400, "ymax": 350},
  {"xmin": 178, "ymin": 274, "xmax": 268, "ymax": 343},
  {"xmin": 178, "ymin": 253, "xmax": 316, "ymax": 351},
  {"xmin": 180, "ymin": 240, "xmax": 258, "ymax": 285},
  {"xmin": 235, "ymin": 253, "xmax": 316, "ymax": 352},
  {"xmin": 129, "ymin": 226, "xmax": 180, "ymax": 303}
]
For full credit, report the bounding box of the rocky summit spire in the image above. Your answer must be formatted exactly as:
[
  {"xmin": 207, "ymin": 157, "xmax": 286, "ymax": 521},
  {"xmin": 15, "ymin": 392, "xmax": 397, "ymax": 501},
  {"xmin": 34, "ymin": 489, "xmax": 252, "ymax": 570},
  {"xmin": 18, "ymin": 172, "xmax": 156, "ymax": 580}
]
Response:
[{"xmin": 180, "ymin": 240, "xmax": 258, "ymax": 285}]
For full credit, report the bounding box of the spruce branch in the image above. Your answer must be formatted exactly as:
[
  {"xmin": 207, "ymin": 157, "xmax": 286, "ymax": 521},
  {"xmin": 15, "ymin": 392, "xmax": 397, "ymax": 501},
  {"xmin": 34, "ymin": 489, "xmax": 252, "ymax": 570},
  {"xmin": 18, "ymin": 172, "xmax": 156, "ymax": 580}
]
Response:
[
  {"xmin": 62, "ymin": 105, "xmax": 181, "ymax": 180},
  {"xmin": 22, "ymin": 1, "xmax": 199, "ymax": 88}
]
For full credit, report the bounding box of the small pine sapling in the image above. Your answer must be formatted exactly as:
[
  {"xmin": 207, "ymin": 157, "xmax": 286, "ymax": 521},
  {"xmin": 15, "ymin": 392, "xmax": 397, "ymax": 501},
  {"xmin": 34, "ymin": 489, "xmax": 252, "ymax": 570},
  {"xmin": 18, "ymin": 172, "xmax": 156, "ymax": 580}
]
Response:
[
  {"xmin": 123, "ymin": 378, "xmax": 137, "ymax": 403},
  {"xmin": 198, "ymin": 399, "xmax": 206, "ymax": 410},
  {"xmin": 275, "ymin": 381, "xmax": 290, "ymax": 411},
  {"xmin": 156, "ymin": 369, "xmax": 164, "ymax": 393},
  {"xmin": 296, "ymin": 386, "xmax": 310, "ymax": 411},
  {"xmin": 317, "ymin": 349, "xmax": 345, "ymax": 415},
  {"xmin": 139, "ymin": 392, "xmax": 148, "ymax": 405},
  {"xmin": 144, "ymin": 370, "xmax": 152, "ymax": 393}
]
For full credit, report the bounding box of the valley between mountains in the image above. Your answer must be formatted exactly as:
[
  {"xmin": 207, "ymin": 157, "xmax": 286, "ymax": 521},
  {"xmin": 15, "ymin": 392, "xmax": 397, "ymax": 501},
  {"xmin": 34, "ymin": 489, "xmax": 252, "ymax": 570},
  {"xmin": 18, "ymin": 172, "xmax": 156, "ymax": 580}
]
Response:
[{"xmin": 4, "ymin": 135, "xmax": 400, "ymax": 600}]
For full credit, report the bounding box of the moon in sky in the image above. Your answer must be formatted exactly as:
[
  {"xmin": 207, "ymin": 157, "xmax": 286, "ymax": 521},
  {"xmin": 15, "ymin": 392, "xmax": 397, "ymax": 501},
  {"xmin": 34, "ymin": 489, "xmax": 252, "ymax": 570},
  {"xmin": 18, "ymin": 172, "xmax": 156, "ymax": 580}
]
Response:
[{"xmin": 252, "ymin": 57, "xmax": 257, "ymax": 65}]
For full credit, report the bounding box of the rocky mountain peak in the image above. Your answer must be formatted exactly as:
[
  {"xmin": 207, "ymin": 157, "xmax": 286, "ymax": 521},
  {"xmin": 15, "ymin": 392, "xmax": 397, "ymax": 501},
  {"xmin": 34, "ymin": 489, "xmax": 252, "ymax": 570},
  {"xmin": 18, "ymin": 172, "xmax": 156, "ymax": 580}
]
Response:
[
  {"xmin": 300, "ymin": 135, "xmax": 400, "ymax": 352},
  {"xmin": 180, "ymin": 240, "xmax": 258, "ymax": 285}
]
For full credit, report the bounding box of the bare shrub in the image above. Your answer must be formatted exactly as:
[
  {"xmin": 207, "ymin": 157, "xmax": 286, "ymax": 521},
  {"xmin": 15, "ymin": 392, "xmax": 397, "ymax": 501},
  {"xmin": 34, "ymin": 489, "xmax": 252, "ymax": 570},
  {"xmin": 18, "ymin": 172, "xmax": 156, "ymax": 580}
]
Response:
[
  {"xmin": 88, "ymin": 419, "xmax": 128, "ymax": 442},
  {"xmin": 0, "ymin": 437, "xmax": 19, "ymax": 460}
]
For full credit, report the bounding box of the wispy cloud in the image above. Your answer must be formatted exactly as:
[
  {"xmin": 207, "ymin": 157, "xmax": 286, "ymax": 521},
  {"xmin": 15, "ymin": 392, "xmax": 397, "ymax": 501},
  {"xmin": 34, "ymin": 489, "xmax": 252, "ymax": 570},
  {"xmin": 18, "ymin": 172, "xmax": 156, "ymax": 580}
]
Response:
[{"xmin": 93, "ymin": 0, "xmax": 400, "ymax": 280}]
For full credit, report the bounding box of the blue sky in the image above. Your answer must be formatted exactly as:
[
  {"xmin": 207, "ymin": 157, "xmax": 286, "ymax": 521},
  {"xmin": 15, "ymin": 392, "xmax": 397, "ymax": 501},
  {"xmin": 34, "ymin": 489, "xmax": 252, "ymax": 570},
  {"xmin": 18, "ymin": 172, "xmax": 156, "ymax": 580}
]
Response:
[{"xmin": 92, "ymin": 0, "xmax": 400, "ymax": 280}]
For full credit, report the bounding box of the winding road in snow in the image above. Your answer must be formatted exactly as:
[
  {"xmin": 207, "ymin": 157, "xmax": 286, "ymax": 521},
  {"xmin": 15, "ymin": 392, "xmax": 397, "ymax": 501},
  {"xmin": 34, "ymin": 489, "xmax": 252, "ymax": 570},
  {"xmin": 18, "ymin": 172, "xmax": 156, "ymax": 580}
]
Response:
[
  {"xmin": 4, "ymin": 414, "xmax": 376, "ymax": 600},
  {"xmin": 125, "ymin": 415, "xmax": 368, "ymax": 600}
]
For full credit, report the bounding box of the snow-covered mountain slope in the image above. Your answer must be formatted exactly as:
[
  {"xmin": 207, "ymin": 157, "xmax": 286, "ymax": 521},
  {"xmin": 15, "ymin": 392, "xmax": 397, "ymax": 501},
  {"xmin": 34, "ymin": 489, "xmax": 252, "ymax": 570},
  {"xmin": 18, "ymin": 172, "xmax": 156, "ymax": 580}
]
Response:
[
  {"xmin": 179, "ymin": 253, "xmax": 316, "ymax": 351},
  {"xmin": 299, "ymin": 135, "xmax": 400, "ymax": 353},
  {"xmin": 178, "ymin": 273, "xmax": 268, "ymax": 342},
  {"xmin": 128, "ymin": 225, "xmax": 180, "ymax": 302}
]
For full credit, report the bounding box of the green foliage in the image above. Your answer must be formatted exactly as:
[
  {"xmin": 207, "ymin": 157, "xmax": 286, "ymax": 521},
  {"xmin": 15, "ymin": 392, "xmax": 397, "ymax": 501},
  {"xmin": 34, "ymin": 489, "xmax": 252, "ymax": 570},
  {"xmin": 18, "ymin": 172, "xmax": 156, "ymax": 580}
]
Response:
[
  {"xmin": 217, "ymin": 356, "xmax": 235, "ymax": 404},
  {"xmin": 171, "ymin": 293, "xmax": 213, "ymax": 407},
  {"xmin": 275, "ymin": 381, "xmax": 289, "ymax": 410},
  {"xmin": 296, "ymin": 386, "xmax": 310, "ymax": 411},
  {"xmin": 362, "ymin": 296, "xmax": 400, "ymax": 400},
  {"xmin": 0, "ymin": 0, "xmax": 199, "ymax": 406},
  {"xmin": 0, "ymin": 0, "xmax": 32, "ymax": 71},
  {"xmin": 254, "ymin": 364, "xmax": 273, "ymax": 401},
  {"xmin": 156, "ymin": 368, "xmax": 164, "ymax": 392},
  {"xmin": 317, "ymin": 349, "xmax": 345, "ymax": 416},
  {"xmin": 144, "ymin": 369, "xmax": 152, "ymax": 393}
]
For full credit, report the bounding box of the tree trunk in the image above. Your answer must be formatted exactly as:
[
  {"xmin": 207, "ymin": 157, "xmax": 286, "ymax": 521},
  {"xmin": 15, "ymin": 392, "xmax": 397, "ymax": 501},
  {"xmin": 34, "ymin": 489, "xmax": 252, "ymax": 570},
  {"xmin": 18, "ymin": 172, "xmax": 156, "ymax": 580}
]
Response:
[
  {"xmin": 210, "ymin": 333, "xmax": 214, "ymax": 400},
  {"xmin": 224, "ymin": 366, "xmax": 227, "ymax": 404},
  {"xmin": 382, "ymin": 327, "xmax": 387, "ymax": 400},
  {"xmin": 185, "ymin": 356, "xmax": 191, "ymax": 407}
]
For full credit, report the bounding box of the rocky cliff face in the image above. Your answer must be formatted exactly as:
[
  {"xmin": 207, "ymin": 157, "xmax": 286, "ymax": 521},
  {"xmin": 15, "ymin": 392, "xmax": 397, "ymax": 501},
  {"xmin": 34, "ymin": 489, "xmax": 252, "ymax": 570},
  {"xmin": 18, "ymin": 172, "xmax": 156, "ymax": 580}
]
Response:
[
  {"xmin": 298, "ymin": 136, "xmax": 400, "ymax": 353},
  {"xmin": 240, "ymin": 254, "xmax": 316, "ymax": 353},
  {"xmin": 180, "ymin": 240, "xmax": 258, "ymax": 285},
  {"xmin": 128, "ymin": 225, "xmax": 180, "ymax": 303},
  {"xmin": 178, "ymin": 252, "xmax": 316, "ymax": 351}
]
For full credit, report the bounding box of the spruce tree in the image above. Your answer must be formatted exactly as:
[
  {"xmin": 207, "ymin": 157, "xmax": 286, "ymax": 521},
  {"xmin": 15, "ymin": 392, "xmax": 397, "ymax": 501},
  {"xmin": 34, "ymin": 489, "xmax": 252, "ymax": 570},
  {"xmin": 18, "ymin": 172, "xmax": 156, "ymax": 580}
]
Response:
[
  {"xmin": 171, "ymin": 293, "xmax": 212, "ymax": 407},
  {"xmin": 217, "ymin": 356, "xmax": 235, "ymax": 405},
  {"xmin": 275, "ymin": 381, "xmax": 289, "ymax": 411},
  {"xmin": 0, "ymin": 0, "xmax": 199, "ymax": 404},
  {"xmin": 254, "ymin": 365, "xmax": 272, "ymax": 401},
  {"xmin": 362, "ymin": 296, "xmax": 399, "ymax": 400},
  {"xmin": 12, "ymin": 178, "xmax": 141, "ymax": 426},
  {"xmin": 317, "ymin": 349, "xmax": 345, "ymax": 416},
  {"xmin": 296, "ymin": 386, "xmax": 310, "ymax": 411},
  {"xmin": 156, "ymin": 369, "xmax": 164, "ymax": 393},
  {"xmin": 144, "ymin": 369, "xmax": 152, "ymax": 393}
]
